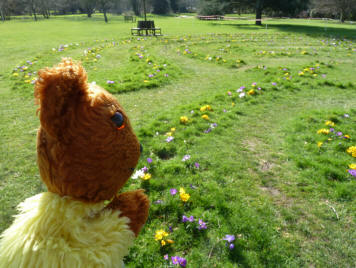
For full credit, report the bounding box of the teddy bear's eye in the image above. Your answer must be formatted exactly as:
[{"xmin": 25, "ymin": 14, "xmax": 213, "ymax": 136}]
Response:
[{"xmin": 111, "ymin": 112, "xmax": 125, "ymax": 130}]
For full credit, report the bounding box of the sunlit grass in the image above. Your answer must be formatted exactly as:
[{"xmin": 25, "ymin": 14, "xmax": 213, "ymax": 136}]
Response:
[{"xmin": 0, "ymin": 15, "xmax": 355, "ymax": 267}]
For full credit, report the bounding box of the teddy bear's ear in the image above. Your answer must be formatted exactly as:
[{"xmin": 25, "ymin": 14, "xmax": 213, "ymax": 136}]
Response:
[{"xmin": 34, "ymin": 58, "xmax": 88, "ymax": 139}]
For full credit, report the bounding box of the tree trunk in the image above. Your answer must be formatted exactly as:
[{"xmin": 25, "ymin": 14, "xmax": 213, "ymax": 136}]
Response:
[
  {"xmin": 103, "ymin": 9, "xmax": 108, "ymax": 23},
  {"xmin": 340, "ymin": 10, "xmax": 345, "ymax": 22},
  {"xmin": 33, "ymin": 10, "xmax": 37, "ymax": 21},
  {"xmin": 131, "ymin": 0, "xmax": 140, "ymax": 16},
  {"xmin": 255, "ymin": 0, "xmax": 263, "ymax": 25},
  {"xmin": 143, "ymin": 0, "xmax": 147, "ymax": 21},
  {"xmin": 88, "ymin": 11, "xmax": 92, "ymax": 17},
  {"xmin": 0, "ymin": 8, "xmax": 4, "ymax": 22}
]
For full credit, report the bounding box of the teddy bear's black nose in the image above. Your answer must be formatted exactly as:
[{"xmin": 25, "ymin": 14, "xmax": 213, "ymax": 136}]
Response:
[{"xmin": 140, "ymin": 143, "xmax": 143, "ymax": 153}]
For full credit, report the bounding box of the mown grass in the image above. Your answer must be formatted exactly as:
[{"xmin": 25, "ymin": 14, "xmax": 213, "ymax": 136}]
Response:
[{"xmin": 0, "ymin": 15, "xmax": 356, "ymax": 267}]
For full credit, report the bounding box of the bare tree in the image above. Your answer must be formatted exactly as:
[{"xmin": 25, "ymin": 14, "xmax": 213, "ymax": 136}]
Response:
[
  {"xmin": 312, "ymin": 0, "xmax": 356, "ymax": 22},
  {"xmin": 130, "ymin": 0, "xmax": 140, "ymax": 15},
  {"xmin": 97, "ymin": 0, "xmax": 118, "ymax": 22},
  {"xmin": 334, "ymin": 0, "xmax": 354, "ymax": 22},
  {"xmin": 79, "ymin": 0, "xmax": 96, "ymax": 17},
  {"xmin": 0, "ymin": 0, "xmax": 5, "ymax": 22},
  {"xmin": 27, "ymin": 0, "xmax": 38, "ymax": 20}
]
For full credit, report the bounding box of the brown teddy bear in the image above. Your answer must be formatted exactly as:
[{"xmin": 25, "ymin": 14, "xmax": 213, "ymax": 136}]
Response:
[{"xmin": 0, "ymin": 58, "xmax": 149, "ymax": 267}]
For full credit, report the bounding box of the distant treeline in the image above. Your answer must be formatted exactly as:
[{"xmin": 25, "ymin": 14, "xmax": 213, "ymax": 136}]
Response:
[{"xmin": 1, "ymin": 0, "xmax": 355, "ymax": 23}]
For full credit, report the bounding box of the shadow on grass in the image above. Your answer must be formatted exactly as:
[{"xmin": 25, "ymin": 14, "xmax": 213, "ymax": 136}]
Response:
[{"xmin": 210, "ymin": 22, "xmax": 356, "ymax": 40}]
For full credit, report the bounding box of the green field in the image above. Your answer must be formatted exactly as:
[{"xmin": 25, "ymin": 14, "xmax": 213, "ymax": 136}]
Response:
[{"xmin": 0, "ymin": 14, "xmax": 355, "ymax": 267}]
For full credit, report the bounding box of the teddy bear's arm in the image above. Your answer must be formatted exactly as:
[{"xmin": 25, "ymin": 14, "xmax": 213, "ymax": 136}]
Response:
[{"xmin": 106, "ymin": 190, "xmax": 149, "ymax": 237}]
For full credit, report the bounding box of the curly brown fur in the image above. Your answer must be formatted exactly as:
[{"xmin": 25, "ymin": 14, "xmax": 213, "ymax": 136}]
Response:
[
  {"xmin": 106, "ymin": 190, "xmax": 150, "ymax": 236},
  {"xmin": 35, "ymin": 58, "xmax": 142, "ymax": 204}
]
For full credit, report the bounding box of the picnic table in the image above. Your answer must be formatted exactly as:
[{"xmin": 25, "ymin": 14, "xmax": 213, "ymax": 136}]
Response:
[
  {"xmin": 124, "ymin": 15, "xmax": 136, "ymax": 22},
  {"xmin": 131, "ymin": 20, "xmax": 162, "ymax": 36}
]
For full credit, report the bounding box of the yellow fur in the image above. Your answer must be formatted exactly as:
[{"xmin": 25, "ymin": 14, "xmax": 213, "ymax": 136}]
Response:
[{"xmin": 0, "ymin": 192, "xmax": 135, "ymax": 268}]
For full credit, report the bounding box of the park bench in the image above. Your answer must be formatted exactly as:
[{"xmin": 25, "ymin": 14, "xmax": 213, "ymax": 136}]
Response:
[
  {"xmin": 131, "ymin": 20, "xmax": 162, "ymax": 36},
  {"xmin": 124, "ymin": 15, "xmax": 136, "ymax": 22},
  {"xmin": 197, "ymin": 15, "xmax": 224, "ymax": 20}
]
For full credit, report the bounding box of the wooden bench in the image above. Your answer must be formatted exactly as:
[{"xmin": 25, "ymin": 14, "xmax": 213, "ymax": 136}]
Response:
[
  {"xmin": 124, "ymin": 15, "xmax": 136, "ymax": 22},
  {"xmin": 197, "ymin": 15, "xmax": 224, "ymax": 20},
  {"xmin": 131, "ymin": 20, "xmax": 162, "ymax": 36}
]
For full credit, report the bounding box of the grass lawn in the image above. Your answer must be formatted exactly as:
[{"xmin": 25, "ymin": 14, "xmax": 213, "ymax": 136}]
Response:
[{"xmin": 0, "ymin": 14, "xmax": 355, "ymax": 267}]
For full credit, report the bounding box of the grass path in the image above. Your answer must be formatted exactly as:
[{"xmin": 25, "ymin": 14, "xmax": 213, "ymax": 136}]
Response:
[{"xmin": 233, "ymin": 88, "xmax": 356, "ymax": 266}]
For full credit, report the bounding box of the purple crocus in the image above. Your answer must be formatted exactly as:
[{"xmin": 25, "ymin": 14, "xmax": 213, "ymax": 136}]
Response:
[
  {"xmin": 164, "ymin": 73, "xmax": 169, "ymax": 77},
  {"xmin": 198, "ymin": 219, "xmax": 207, "ymax": 230},
  {"xmin": 106, "ymin": 80, "xmax": 115, "ymax": 84},
  {"xmin": 171, "ymin": 256, "xmax": 187, "ymax": 267},
  {"xmin": 142, "ymin": 166, "xmax": 148, "ymax": 173},
  {"xmin": 171, "ymin": 256, "xmax": 179, "ymax": 265},
  {"xmin": 178, "ymin": 257, "xmax": 187, "ymax": 267},
  {"xmin": 229, "ymin": 243, "xmax": 235, "ymax": 250},
  {"xmin": 222, "ymin": 234, "xmax": 235, "ymax": 243},
  {"xmin": 182, "ymin": 215, "xmax": 194, "ymax": 223},
  {"xmin": 272, "ymin": 82, "xmax": 277, "ymax": 86},
  {"xmin": 147, "ymin": 158, "xmax": 153, "ymax": 164},
  {"xmin": 344, "ymin": 114, "xmax": 350, "ymax": 118},
  {"xmin": 164, "ymin": 254, "xmax": 169, "ymax": 260},
  {"xmin": 154, "ymin": 200, "xmax": 163, "ymax": 204},
  {"xmin": 348, "ymin": 169, "xmax": 356, "ymax": 177},
  {"xmin": 337, "ymin": 131, "xmax": 343, "ymax": 136},
  {"xmin": 166, "ymin": 136, "xmax": 174, "ymax": 143},
  {"xmin": 330, "ymin": 128, "xmax": 335, "ymax": 132},
  {"xmin": 170, "ymin": 188, "xmax": 177, "ymax": 195},
  {"xmin": 148, "ymin": 74, "xmax": 154, "ymax": 78},
  {"xmin": 204, "ymin": 128, "xmax": 212, "ymax": 134},
  {"xmin": 194, "ymin": 162, "xmax": 200, "ymax": 169},
  {"xmin": 182, "ymin": 155, "xmax": 191, "ymax": 161},
  {"xmin": 237, "ymin": 86, "xmax": 245, "ymax": 93}
]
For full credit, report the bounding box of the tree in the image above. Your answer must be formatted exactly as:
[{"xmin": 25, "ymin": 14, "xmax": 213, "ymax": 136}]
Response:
[
  {"xmin": 0, "ymin": 0, "xmax": 6, "ymax": 21},
  {"xmin": 97, "ymin": 0, "xmax": 110, "ymax": 22},
  {"xmin": 130, "ymin": 0, "xmax": 140, "ymax": 15},
  {"xmin": 37, "ymin": 0, "xmax": 51, "ymax": 18},
  {"xmin": 79, "ymin": 0, "xmax": 96, "ymax": 17},
  {"xmin": 26, "ymin": 0, "xmax": 38, "ymax": 20},
  {"xmin": 333, "ymin": 0, "xmax": 355, "ymax": 22},
  {"xmin": 201, "ymin": 0, "xmax": 309, "ymax": 24},
  {"xmin": 152, "ymin": 0, "xmax": 170, "ymax": 14},
  {"xmin": 309, "ymin": 0, "xmax": 355, "ymax": 22},
  {"xmin": 198, "ymin": 0, "xmax": 231, "ymax": 15},
  {"xmin": 170, "ymin": 0, "xmax": 180, "ymax": 12}
]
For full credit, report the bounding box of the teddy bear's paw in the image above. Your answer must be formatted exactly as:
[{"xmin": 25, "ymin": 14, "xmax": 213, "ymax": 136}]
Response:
[{"xmin": 106, "ymin": 190, "xmax": 150, "ymax": 236}]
